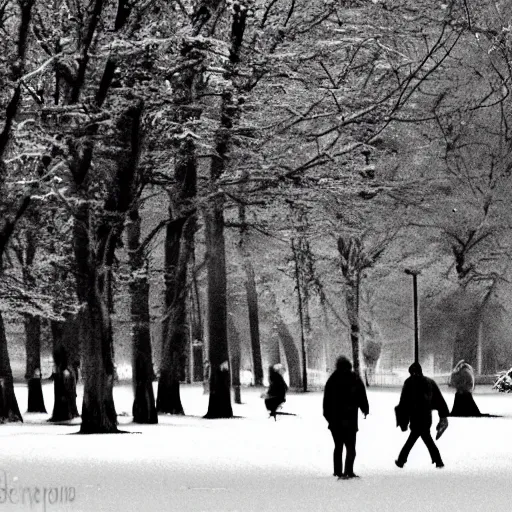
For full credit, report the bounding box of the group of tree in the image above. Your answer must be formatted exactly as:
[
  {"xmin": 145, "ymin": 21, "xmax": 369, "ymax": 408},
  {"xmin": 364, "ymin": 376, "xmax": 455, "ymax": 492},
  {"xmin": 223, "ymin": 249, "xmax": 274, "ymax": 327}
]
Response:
[{"xmin": 1, "ymin": 0, "xmax": 512, "ymax": 432}]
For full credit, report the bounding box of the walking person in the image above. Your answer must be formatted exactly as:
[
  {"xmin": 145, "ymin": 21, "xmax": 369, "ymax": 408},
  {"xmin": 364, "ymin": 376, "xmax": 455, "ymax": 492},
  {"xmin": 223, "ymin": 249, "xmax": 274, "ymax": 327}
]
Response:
[
  {"xmin": 323, "ymin": 356, "xmax": 369, "ymax": 479},
  {"xmin": 395, "ymin": 362, "xmax": 449, "ymax": 469}
]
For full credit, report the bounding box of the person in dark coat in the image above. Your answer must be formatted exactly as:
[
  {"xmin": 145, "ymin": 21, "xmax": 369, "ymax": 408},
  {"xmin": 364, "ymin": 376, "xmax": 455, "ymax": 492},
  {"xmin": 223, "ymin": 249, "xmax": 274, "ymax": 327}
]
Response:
[
  {"xmin": 49, "ymin": 346, "xmax": 79, "ymax": 422},
  {"xmin": 265, "ymin": 364, "xmax": 288, "ymax": 419},
  {"xmin": 323, "ymin": 356, "xmax": 369, "ymax": 479},
  {"xmin": 450, "ymin": 360, "xmax": 481, "ymax": 416},
  {"xmin": 395, "ymin": 362, "xmax": 449, "ymax": 469}
]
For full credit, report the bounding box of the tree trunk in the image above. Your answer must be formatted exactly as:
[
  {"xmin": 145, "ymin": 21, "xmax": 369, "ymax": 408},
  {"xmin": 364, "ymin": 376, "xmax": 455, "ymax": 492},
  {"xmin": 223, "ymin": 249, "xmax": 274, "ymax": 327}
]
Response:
[
  {"xmin": 275, "ymin": 317, "xmax": 302, "ymax": 389},
  {"xmin": 74, "ymin": 205, "xmax": 118, "ymax": 433},
  {"xmin": 452, "ymin": 304, "xmax": 479, "ymax": 369},
  {"xmin": 265, "ymin": 289, "xmax": 301, "ymax": 388},
  {"xmin": 345, "ymin": 278, "xmax": 361, "ymax": 377},
  {"xmin": 78, "ymin": 103, "xmax": 142, "ymax": 433},
  {"xmin": 156, "ymin": 213, "xmax": 192, "ymax": 414},
  {"xmin": 127, "ymin": 208, "xmax": 157, "ymax": 424},
  {"xmin": 24, "ymin": 314, "xmax": 46, "ymax": 413},
  {"xmin": 337, "ymin": 237, "xmax": 380, "ymax": 379},
  {"xmin": 0, "ymin": 0, "xmax": 35, "ymax": 160},
  {"xmin": 79, "ymin": 302, "xmax": 117, "ymax": 433},
  {"xmin": 157, "ymin": 137, "xmax": 197, "ymax": 414},
  {"xmin": 189, "ymin": 277, "xmax": 204, "ymax": 382},
  {"xmin": 304, "ymin": 299, "xmax": 322, "ymax": 371},
  {"xmin": 244, "ymin": 260, "xmax": 263, "ymax": 386},
  {"xmin": 156, "ymin": 19, "xmax": 199, "ymax": 410},
  {"xmin": 292, "ymin": 238, "xmax": 308, "ymax": 392},
  {"xmin": 227, "ymin": 313, "xmax": 242, "ymax": 404},
  {"xmin": 203, "ymin": 0, "xmax": 247, "ymax": 418},
  {"xmin": 267, "ymin": 333, "xmax": 281, "ymax": 369},
  {"xmin": 0, "ymin": 313, "xmax": 22, "ymax": 423},
  {"xmin": 204, "ymin": 198, "xmax": 233, "ymax": 418}
]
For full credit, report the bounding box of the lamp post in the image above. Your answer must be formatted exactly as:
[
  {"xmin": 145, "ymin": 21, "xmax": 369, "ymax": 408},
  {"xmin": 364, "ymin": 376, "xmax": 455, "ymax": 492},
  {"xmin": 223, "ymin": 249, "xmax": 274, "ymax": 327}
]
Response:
[{"xmin": 405, "ymin": 269, "xmax": 421, "ymax": 364}]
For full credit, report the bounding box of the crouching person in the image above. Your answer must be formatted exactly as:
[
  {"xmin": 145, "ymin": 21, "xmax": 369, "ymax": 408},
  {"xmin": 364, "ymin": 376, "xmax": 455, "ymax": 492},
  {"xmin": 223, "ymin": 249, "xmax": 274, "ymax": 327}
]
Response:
[
  {"xmin": 323, "ymin": 356, "xmax": 369, "ymax": 479},
  {"xmin": 264, "ymin": 364, "xmax": 288, "ymax": 419}
]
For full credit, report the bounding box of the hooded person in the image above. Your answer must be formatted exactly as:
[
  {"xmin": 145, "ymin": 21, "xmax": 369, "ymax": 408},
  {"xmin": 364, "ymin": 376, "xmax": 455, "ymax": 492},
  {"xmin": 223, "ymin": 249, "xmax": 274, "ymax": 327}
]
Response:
[
  {"xmin": 323, "ymin": 356, "xmax": 369, "ymax": 479},
  {"xmin": 450, "ymin": 360, "xmax": 481, "ymax": 417},
  {"xmin": 395, "ymin": 362, "xmax": 449, "ymax": 469}
]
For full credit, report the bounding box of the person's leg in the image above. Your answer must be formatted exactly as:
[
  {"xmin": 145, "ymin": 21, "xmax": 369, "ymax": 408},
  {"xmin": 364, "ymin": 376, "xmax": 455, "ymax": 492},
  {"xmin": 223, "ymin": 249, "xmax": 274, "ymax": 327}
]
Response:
[
  {"xmin": 331, "ymin": 430, "xmax": 344, "ymax": 477},
  {"xmin": 265, "ymin": 398, "xmax": 278, "ymax": 418},
  {"xmin": 396, "ymin": 430, "xmax": 420, "ymax": 466},
  {"xmin": 420, "ymin": 430, "xmax": 443, "ymax": 466},
  {"xmin": 343, "ymin": 430, "xmax": 357, "ymax": 477}
]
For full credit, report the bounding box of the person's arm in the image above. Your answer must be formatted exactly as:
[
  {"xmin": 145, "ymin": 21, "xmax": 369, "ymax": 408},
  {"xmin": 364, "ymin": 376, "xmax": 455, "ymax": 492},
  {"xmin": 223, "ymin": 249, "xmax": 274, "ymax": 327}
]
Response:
[
  {"xmin": 278, "ymin": 376, "xmax": 287, "ymax": 400},
  {"xmin": 398, "ymin": 378, "xmax": 410, "ymax": 408},
  {"xmin": 323, "ymin": 379, "xmax": 332, "ymax": 423},
  {"xmin": 356, "ymin": 376, "xmax": 369, "ymax": 417},
  {"xmin": 432, "ymin": 381, "xmax": 449, "ymax": 418}
]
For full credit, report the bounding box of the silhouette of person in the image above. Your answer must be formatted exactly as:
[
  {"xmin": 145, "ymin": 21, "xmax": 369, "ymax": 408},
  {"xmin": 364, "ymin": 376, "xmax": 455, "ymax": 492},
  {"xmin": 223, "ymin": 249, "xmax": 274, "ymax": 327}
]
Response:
[
  {"xmin": 265, "ymin": 364, "xmax": 288, "ymax": 419},
  {"xmin": 395, "ymin": 362, "xmax": 449, "ymax": 469},
  {"xmin": 450, "ymin": 360, "xmax": 481, "ymax": 416},
  {"xmin": 323, "ymin": 356, "xmax": 369, "ymax": 479}
]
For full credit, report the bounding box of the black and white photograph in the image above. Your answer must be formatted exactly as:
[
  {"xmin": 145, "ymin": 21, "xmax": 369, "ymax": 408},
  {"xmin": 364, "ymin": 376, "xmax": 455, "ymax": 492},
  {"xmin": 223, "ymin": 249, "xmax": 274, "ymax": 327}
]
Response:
[{"xmin": 1, "ymin": 0, "xmax": 512, "ymax": 510}]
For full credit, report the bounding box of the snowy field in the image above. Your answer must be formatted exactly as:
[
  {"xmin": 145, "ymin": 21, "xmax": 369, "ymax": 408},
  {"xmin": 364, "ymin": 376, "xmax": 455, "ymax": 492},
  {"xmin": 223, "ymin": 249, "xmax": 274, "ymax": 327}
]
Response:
[{"xmin": 1, "ymin": 382, "xmax": 512, "ymax": 512}]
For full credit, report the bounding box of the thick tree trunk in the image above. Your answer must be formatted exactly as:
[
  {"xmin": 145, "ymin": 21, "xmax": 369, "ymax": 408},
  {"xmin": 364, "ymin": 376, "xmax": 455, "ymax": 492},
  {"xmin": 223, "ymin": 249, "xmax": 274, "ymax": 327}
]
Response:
[
  {"xmin": 157, "ymin": 141, "xmax": 196, "ymax": 414},
  {"xmin": 203, "ymin": 1, "xmax": 247, "ymax": 418},
  {"xmin": 80, "ymin": 304, "xmax": 117, "ymax": 433},
  {"xmin": 127, "ymin": 208, "xmax": 157, "ymax": 424},
  {"xmin": 24, "ymin": 314, "xmax": 46, "ymax": 413},
  {"xmin": 227, "ymin": 313, "xmax": 242, "ymax": 404},
  {"xmin": 78, "ymin": 103, "xmax": 142, "ymax": 433},
  {"xmin": 205, "ymin": 199, "xmax": 233, "ymax": 418},
  {"xmin": 156, "ymin": 24, "xmax": 199, "ymax": 410},
  {"xmin": 0, "ymin": 313, "xmax": 22, "ymax": 423},
  {"xmin": 157, "ymin": 213, "xmax": 193, "ymax": 415},
  {"xmin": 74, "ymin": 206, "xmax": 118, "ymax": 433},
  {"xmin": 244, "ymin": 260, "xmax": 263, "ymax": 386}
]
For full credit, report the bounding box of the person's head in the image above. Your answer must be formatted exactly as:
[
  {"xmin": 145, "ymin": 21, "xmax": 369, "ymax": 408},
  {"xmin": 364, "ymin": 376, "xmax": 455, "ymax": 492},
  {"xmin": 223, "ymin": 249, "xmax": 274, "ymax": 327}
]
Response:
[
  {"xmin": 454, "ymin": 359, "xmax": 465, "ymax": 370},
  {"xmin": 53, "ymin": 345, "xmax": 68, "ymax": 371},
  {"xmin": 336, "ymin": 356, "xmax": 352, "ymax": 373},
  {"xmin": 273, "ymin": 363, "xmax": 284, "ymax": 374},
  {"xmin": 408, "ymin": 362, "xmax": 423, "ymax": 376}
]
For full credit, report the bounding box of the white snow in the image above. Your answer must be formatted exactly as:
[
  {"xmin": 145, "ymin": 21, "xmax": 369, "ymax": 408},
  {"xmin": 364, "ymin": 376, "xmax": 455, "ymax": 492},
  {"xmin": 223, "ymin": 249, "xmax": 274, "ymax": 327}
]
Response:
[{"xmin": 1, "ymin": 383, "xmax": 512, "ymax": 511}]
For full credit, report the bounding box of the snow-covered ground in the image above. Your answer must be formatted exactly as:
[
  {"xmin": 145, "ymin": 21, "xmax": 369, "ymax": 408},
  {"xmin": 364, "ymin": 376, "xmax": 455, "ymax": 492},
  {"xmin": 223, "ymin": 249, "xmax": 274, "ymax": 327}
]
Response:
[{"xmin": 1, "ymin": 382, "xmax": 512, "ymax": 512}]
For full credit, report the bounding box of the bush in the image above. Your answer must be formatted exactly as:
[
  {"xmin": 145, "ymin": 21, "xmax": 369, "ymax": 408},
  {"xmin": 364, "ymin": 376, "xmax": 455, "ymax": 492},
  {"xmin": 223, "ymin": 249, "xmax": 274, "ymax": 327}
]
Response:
[{"xmin": 493, "ymin": 368, "xmax": 512, "ymax": 393}]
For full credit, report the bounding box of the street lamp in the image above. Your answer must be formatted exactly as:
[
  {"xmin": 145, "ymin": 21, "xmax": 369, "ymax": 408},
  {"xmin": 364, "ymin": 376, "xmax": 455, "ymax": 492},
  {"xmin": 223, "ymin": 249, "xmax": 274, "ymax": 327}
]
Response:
[{"xmin": 404, "ymin": 269, "xmax": 421, "ymax": 364}]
